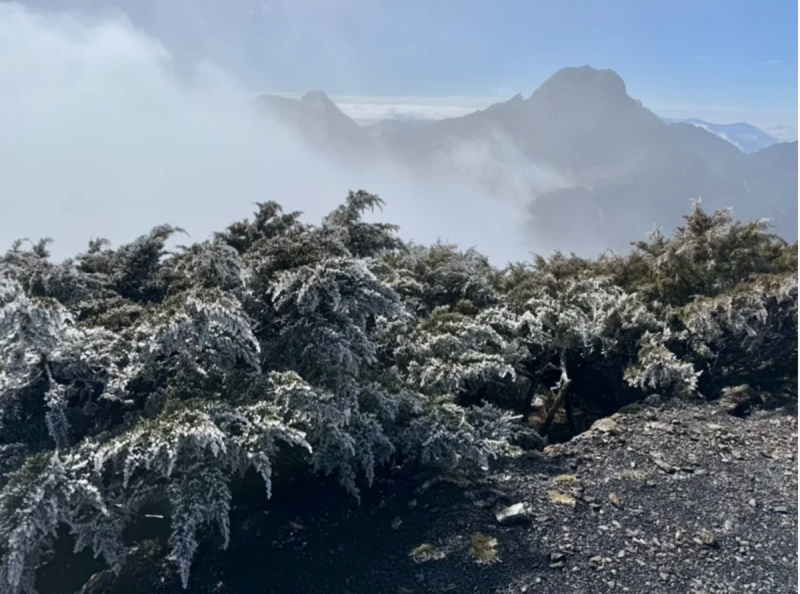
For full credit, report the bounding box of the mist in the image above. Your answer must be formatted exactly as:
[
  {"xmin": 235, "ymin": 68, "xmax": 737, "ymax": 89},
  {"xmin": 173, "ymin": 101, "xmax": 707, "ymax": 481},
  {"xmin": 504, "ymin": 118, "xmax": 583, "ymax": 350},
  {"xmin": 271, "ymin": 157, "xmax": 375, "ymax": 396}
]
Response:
[{"xmin": 0, "ymin": 2, "xmax": 569, "ymax": 266}]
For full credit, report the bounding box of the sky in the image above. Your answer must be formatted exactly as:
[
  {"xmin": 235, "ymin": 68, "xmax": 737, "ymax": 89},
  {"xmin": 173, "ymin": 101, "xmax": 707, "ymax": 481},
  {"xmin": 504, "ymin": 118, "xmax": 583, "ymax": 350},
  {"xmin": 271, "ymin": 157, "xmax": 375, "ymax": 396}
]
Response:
[{"xmin": 12, "ymin": 0, "xmax": 799, "ymax": 127}]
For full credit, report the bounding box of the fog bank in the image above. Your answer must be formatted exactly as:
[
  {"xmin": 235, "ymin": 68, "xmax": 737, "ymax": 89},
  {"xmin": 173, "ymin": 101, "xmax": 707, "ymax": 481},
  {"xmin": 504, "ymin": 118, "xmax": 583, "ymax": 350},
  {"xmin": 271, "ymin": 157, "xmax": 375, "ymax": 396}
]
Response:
[{"xmin": 0, "ymin": 3, "xmax": 573, "ymax": 265}]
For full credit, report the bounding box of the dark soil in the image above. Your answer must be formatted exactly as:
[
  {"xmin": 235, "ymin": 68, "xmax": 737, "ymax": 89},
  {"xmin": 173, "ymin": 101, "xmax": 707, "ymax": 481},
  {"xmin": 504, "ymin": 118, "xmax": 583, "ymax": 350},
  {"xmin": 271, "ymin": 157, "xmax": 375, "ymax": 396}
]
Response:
[{"xmin": 52, "ymin": 399, "xmax": 797, "ymax": 594}]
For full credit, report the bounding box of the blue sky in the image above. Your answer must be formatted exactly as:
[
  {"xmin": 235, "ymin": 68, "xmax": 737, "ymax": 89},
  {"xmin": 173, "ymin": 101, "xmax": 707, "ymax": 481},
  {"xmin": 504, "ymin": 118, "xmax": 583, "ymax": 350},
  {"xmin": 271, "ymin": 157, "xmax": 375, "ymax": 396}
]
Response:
[{"xmin": 16, "ymin": 0, "xmax": 800, "ymax": 125}]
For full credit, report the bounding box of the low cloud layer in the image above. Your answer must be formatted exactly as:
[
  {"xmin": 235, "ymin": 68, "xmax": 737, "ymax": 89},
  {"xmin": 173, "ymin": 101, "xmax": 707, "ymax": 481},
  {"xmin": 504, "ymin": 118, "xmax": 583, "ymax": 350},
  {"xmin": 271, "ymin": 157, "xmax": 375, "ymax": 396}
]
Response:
[
  {"xmin": 332, "ymin": 95, "xmax": 505, "ymax": 126},
  {"xmin": 0, "ymin": 3, "xmax": 567, "ymax": 265},
  {"xmin": 336, "ymin": 102, "xmax": 483, "ymax": 126},
  {"xmin": 261, "ymin": 93, "xmax": 506, "ymax": 126}
]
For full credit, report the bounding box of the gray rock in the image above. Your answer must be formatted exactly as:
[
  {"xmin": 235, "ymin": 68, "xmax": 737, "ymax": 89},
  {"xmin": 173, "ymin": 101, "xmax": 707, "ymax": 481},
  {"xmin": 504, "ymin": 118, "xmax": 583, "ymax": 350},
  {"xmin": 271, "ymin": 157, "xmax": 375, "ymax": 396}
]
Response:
[
  {"xmin": 651, "ymin": 455, "xmax": 676, "ymax": 473},
  {"xmin": 486, "ymin": 488, "xmax": 513, "ymax": 502},
  {"xmin": 644, "ymin": 394, "xmax": 663, "ymax": 406},
  {"xmin": 609, "ymin": 492, "xmax": 624, "ymax": 509}
]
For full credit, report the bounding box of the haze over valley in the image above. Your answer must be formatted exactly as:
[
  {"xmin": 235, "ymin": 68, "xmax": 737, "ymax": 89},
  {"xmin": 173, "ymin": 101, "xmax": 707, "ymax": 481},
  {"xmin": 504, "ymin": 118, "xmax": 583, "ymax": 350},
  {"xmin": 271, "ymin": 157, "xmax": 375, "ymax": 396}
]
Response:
[
  {"xmin": 1, "ymin": 1, "xmax": 797, "ymax": 263},
  {"xmin": 259, "ymin": 68, "xmax": 798, "ymax": 256}
]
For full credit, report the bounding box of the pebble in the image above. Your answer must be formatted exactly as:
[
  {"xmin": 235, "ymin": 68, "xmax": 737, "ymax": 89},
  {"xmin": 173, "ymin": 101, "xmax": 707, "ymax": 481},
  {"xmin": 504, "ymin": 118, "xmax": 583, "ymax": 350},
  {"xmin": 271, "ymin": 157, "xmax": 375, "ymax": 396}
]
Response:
[{"xmin": 699, "ymin": 529, "xmax": 718, "ymax": 547}]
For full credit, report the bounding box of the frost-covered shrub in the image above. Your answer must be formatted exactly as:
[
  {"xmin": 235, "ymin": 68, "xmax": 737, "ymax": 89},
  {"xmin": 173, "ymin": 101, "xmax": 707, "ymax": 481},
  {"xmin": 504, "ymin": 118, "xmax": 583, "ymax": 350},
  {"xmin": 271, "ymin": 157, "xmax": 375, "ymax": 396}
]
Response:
[
  {"xmin": 382, "ymin": 242, "xmax": 500, "ymax": 315},
  {"xmin": 624, "ymin": 329, "xmax": 701, "ymax": 397},
  {"xmin": 622, "ymin": 203, "xmax": 798, "ymax": 399},
  {"xmin": 626, "ymin": 201, "xmax": 792, "ymax": 308},
  {"xmin": 497, "ymin": 261, "xmax": 657, "ymax": 431},
  {"xmin": 0, "ymin": 193, "xmax": 523, "ymax": 593},
  {"xmin": 0, "ymin": 193, "xmax": 795, "ymax": 593},
  {"xmin": 385, "ymin": 305, "xmax": 526, "ymax": 467},
  {"xmin": 628, "ymin": 273, "xmax": 798, "ymax": 399}
]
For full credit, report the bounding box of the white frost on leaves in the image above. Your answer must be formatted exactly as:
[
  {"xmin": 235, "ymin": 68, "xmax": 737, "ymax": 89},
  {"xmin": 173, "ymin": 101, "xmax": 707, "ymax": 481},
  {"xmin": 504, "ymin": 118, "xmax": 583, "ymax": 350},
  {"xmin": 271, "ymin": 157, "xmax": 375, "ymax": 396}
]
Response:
[
  {"xmin": 624, "ymin": 330, "xmax": 701, "ymax": 397},
  {"xmin": 0, "ymin": 197, "xmax": 793, "ymax": 593}
]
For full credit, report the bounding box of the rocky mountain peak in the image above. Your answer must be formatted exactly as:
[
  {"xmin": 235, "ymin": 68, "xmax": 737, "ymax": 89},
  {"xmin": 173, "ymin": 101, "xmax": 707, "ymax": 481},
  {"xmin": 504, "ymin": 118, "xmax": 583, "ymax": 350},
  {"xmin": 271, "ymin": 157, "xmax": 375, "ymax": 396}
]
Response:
[
  {"xmin": 531, "ymin": 65, "xmax": 628, "ymax": 102},
  {"xmin": 300, "ymin": 90, "xmax": 336, "ymax": 108}
]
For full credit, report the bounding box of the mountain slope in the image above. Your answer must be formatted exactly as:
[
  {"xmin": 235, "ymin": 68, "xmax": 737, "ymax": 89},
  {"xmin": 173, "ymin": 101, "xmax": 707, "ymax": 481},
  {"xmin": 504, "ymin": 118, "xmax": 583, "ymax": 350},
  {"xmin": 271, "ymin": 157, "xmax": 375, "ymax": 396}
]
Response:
[
  {"xmin": 744, "ymin": 141, "xmax": 799, "ymax": 222},
  {"xmin": 749, "ymin": 140, "xmax": 799, "ymax": 172}
]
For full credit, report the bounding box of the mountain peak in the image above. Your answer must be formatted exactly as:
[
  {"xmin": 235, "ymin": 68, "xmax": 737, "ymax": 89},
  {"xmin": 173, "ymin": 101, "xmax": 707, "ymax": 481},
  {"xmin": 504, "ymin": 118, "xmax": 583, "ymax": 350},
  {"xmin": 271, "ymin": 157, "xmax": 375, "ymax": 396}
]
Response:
[
  {"xmin": 301, "ymin": 90, "xmax": 335, "ymax": 106},
  {"xmin": 533, "ymin": 65, "xmax": 627, "ymax": 100}
]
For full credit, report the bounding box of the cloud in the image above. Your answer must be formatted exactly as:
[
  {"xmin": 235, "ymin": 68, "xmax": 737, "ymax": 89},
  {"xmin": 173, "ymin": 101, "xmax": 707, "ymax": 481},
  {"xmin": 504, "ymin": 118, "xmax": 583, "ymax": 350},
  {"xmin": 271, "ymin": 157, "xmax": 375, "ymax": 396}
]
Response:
[
  {"xmin": 335, "ymin": 102, "xmax": 483, "ymax": 125},
  {"xmin": 0, "ymin": 3, "xmax": 345, "ymax": 258},
  {"xmin": 0, "ymin": 3, "xmax": 559, "ymax": 265},
  {"xmin": 263, "ymin": 93, "xmax": 507, "ymax": 125},
  {"xmin": 757, "ymin": 122, "xmax": 799, "ymax": 142},
  {"xmin": 652, "ymin": 102, "xmax": 798, "ymax": 128}
]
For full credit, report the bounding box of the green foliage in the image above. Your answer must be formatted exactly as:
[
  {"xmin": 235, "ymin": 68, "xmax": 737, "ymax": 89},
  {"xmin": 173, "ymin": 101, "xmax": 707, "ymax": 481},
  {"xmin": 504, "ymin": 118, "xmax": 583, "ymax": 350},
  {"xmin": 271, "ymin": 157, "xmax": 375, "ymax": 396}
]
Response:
[
  {"xmin": 626, "ymin": 202, "xmax": 791, "ymax": 307},
  {"xmin": 0, "ymin": 192, "xmax": 795, "ymax": 593}
]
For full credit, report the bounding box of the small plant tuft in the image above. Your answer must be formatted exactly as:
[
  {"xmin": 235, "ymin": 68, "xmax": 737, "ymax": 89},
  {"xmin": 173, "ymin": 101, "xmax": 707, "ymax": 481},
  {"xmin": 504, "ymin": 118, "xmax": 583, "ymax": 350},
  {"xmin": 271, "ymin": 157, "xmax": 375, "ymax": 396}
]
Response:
[{"xmin": 470, "ymin": 533, "xmax": 500, "ymax": 564}]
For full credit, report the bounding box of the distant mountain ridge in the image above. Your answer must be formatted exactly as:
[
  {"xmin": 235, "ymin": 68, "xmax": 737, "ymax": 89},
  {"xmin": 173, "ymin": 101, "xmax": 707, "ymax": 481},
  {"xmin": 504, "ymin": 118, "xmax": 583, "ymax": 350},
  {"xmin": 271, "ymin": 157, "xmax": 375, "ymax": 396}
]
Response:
[
  {"xmin": 256, "ymin": 66, "xmax": 798, "ymax": 255},
  {"xmin": 660, "ymin": 117, "xmax": 788, "ymax": 153}
]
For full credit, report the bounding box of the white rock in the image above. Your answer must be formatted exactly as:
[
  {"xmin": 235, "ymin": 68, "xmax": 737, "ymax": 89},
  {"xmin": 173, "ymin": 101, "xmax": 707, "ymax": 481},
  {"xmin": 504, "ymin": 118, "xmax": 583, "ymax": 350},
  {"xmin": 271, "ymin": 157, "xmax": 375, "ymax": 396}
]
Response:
[{"xmin": 495, "ymin": 502, "xmax": 529, "ymax": 525}]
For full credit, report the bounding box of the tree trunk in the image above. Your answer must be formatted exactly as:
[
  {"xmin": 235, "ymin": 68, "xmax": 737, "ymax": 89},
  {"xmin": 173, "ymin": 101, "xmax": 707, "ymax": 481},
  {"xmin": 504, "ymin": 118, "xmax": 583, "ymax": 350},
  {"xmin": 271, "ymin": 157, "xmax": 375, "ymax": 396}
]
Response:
[{"xmin": 540, "ymin": 351, "xmax": 571, "ymax": 436}]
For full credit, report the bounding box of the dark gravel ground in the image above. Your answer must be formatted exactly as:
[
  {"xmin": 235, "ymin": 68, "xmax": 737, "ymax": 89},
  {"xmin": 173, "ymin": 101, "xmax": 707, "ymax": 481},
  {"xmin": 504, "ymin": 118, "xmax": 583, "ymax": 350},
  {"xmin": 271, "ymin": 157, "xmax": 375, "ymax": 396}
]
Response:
[{"xmin": 64, "ymin": 399, "xmax": 797, "ymax": 594}]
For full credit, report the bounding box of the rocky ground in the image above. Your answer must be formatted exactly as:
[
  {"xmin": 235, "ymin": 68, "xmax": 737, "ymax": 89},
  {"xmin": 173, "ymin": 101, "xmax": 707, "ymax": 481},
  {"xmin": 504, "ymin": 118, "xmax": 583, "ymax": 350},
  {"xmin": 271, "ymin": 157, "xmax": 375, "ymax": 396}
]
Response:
[{"xmin": 52, "ymin": 398, "xmax": 797, "ymax": 594}]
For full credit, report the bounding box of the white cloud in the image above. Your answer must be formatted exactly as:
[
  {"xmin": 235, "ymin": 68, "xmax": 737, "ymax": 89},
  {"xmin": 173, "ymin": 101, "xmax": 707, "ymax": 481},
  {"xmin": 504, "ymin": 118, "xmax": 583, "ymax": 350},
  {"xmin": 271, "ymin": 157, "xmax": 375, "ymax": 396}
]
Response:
[
  {"xmin": 262, "ymin": 93, "xmax": 510, "ymax": 125},
  {"xmin": 0, "ymin": 3, "xmax": 556, "ymax": 265},
  {"xmin": 0, "ymin": 3, "xmax": 348, "ymax": 259},
  {"xmin": 652, "ymin": 102, "xmax": 798, "ymax": 129},
  {"xmin": 758, "ymin": 123, "xmax": 799, "ymax": 142},
  {"xmin": 335, "ymin": 102, "xmax": 483, "ymax": 125}
]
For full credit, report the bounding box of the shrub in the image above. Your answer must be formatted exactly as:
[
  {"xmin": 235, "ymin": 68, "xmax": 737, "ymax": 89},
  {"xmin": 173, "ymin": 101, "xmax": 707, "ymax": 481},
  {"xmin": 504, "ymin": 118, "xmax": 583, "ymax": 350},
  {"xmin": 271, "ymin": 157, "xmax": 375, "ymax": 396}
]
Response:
[{"xmin": 0, "ymin": 192, "xmax": 795, "ymax": 593}]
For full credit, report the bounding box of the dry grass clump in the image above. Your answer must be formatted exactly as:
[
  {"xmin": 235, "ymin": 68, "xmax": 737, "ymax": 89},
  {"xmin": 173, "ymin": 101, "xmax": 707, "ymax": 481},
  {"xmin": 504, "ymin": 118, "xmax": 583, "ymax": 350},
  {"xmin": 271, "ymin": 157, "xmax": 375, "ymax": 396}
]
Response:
[
  {"xmin": 612, "ymin": 469, "xmax": 650, "ymax": 481},
  {"xmin": 470, "ymin": 533, "xmax": 499, "ymax": 564},
  {"xmin": 548, "ymin": 490, "xmax": 578, "ymax": 507},
  {"xmin": 554, "ymin": 474, "xmax": 579, "ymax": 484},
  {"xmin": 410, "ymin": 543, "xmax": 446, "ymax": 563}
]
